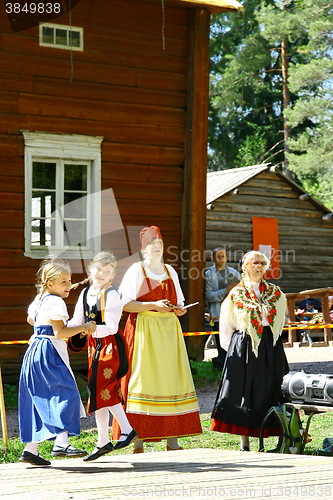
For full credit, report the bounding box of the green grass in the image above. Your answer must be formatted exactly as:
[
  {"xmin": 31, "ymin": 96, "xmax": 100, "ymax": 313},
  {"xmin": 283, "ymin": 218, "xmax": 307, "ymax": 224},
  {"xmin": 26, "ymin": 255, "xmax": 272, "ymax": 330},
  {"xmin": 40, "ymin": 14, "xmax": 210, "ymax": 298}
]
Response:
[
  {"xmin": 190, "ymin": 360, "xmax": 221, "ymax": 387},
  {"xmin": 1, "ymin": 362, "xmax": 333, "ymax": 463}
]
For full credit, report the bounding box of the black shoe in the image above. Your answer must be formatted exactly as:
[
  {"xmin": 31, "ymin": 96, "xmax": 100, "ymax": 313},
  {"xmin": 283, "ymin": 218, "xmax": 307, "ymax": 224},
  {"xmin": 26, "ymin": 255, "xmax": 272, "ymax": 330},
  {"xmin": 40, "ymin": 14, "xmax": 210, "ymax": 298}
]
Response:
[
  {"xmin": 83, "ymin": 442, "xmax": 114, "ymax": 462},
  {"xmin": 20, "ymin": 451, "xmax": 51, "ymax": 466},
  {"xmin": 241, "ymin": 446, "xmax": 250, "ymax": 451},
  {"xmin": 114, "ymin": 429, "xmax": 138, "ymax": 450},
  {"xmin": 52, "ymin": 444, "xmax": 87, "ymax": 457}
]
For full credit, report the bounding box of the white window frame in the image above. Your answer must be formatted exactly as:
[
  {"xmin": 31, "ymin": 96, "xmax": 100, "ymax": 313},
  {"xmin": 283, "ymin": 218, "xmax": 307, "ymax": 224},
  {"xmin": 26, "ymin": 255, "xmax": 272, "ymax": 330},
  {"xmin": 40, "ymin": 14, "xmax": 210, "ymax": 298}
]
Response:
[
  {"xmin": 39, "ymin": 23, "xmax": 84, "ymax": 51},
  {"xmin": 22, "ymin": 131, "xmax": 103, "ymax": 259}
]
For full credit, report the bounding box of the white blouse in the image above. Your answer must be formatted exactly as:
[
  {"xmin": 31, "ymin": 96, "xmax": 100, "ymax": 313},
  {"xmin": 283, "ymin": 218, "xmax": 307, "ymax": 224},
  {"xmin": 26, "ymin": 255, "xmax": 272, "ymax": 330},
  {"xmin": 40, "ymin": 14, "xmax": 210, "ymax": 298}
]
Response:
[
  {"xmin": 68, "ymin": 287, "xmax": 123, "ymax": 338},
  {"xmin": 28, "ymin": 294, "xmax": 69, "ymax": 326},
  {"xmin": 119, "ymin": 262, "xmax": 184, "ymax": 306}
]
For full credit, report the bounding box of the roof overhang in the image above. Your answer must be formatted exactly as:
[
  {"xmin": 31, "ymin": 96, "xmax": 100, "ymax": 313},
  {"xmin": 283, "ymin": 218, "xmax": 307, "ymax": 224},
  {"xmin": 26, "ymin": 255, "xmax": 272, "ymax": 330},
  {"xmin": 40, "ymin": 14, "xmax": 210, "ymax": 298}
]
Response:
[
  {"xmin": 206, "ymin": 164, "xmax": 269, "ymax": 204},
  {"xmin": 206, "ymin": 165, "xmax": 333, "ymax": 218},
  {"xmin": 172, "ymin": 0, "xmax": 243, "ymax": 13}
]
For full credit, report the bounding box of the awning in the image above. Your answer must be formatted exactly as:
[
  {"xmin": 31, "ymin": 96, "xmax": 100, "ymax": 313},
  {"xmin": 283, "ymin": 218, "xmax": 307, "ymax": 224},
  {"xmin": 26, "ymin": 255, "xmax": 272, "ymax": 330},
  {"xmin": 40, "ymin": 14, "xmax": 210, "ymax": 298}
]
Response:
[{"xmin": 176, "ymin": 0, "xmax": 243, "ymax": 13}]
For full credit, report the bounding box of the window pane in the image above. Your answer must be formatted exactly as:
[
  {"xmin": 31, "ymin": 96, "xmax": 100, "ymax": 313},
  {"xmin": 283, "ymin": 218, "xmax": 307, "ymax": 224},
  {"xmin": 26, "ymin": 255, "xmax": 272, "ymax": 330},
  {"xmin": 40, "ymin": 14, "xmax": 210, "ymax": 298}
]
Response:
[
  {"xmin": 33, "ymin": 162, "xmax": 56, "ymax": 189},
  {"xmin": 32, "ymin": 192, "xmax": 55, "ymax": 218},
  {"xmin": 56, "ymin": 29, "xmax": 68, "ymax": 46},
  {"xmin": 24, "ymin": 131, "xmax": 99, "ymax": 258},
  {"xmin": 63, "ymin": 219, "xmax": 87, "ymax": 247},
  {"xmin": 64, "ymin": 164, "xmax": 87, "ymax": 191},
  {"xmin": 42, "ymin": 26, "xmax": 54, "ymax": 44},
  {"xmin": 69, "ymin": 30, "xmax": 80, "ymax": 48},
  {"xmin": 31, "ymin": 218, "xmax": 55, "ymax": 247},
  {"xmin": 64, "ymin": 192, "xmax": 87, "ymax": 218}
]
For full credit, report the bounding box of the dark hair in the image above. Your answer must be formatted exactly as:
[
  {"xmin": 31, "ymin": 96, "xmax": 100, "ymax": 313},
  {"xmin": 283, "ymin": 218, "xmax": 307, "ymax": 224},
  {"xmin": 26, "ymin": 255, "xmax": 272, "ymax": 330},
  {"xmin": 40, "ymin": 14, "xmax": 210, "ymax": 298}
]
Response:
[{"xmin": 212, "ymin": 247, "xmax": 226, "ymax": 259}]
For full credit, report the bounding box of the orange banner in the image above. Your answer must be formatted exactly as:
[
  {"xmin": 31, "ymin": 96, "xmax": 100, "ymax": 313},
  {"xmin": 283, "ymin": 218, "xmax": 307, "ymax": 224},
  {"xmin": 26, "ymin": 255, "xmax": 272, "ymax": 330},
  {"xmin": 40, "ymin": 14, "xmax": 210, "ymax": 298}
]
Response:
[{"xmin": 252, "ymin": 216, "xmax": 280, "ymax": 279}]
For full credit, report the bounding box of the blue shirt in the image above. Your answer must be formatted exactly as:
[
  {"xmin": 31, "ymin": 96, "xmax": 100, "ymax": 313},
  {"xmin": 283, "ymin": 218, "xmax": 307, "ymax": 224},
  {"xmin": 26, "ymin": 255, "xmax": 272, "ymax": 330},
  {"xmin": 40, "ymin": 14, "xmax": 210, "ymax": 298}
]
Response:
[{"xmin": 205, "ymin": 265, "xmax": 241, "ymax": 321}]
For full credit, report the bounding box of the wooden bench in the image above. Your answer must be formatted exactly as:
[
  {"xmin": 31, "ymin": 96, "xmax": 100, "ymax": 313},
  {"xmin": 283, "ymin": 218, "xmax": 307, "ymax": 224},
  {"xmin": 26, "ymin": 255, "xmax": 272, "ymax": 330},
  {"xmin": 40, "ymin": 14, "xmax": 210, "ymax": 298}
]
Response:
[{"xmin": 286, "ymin": 287, "xmax": 333, "ymax": 347}]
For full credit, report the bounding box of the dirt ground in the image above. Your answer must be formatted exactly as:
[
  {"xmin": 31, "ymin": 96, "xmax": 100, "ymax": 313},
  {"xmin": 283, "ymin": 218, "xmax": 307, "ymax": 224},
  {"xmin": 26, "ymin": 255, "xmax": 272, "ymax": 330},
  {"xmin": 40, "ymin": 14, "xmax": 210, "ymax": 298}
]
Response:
[{"xmin": 3, "ymin": 345, "xmax": 333, "ymax": 439}]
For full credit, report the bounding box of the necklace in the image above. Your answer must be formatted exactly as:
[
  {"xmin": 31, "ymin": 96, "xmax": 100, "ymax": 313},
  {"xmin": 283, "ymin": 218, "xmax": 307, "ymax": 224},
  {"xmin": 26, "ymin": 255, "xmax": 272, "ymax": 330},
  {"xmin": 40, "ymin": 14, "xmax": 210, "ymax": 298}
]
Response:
[{"xmin": 89, "ymin": 284, "xmax": 107, "ymax": 299}]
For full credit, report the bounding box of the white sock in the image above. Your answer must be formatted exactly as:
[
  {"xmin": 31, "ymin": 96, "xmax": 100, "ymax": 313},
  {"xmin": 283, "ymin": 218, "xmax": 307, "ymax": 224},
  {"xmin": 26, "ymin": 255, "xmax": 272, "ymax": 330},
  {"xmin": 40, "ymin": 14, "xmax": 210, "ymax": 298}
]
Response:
[
  {"xmin": 110, "ymin": 403, "xmax": 132, "ymax": 440},
  {"xmin": 95, "ymin": 407, "xmax": 111, "ymax": 448},
  {"xmin": 240, "ymin": 436, "xmax": 249, "ymax": 448},
  {"xmin": 167, "ymin": 437, "xmax": 180, "ymax": 450},
  {"xmin": 134, "ymin": 438, "xmax": 144, "ymax": 450},
  {"xmin": 24, "ymin": 442, "xmax": 38, "ymax": 455},
  {"xmin": 54, "ymin": 431, "xmax": 69, "ymax": 448}
]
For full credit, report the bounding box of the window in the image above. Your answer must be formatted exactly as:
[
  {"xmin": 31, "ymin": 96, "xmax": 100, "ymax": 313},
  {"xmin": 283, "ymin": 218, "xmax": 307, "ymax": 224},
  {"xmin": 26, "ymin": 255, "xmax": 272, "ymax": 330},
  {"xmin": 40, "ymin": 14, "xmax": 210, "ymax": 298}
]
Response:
[
  {"xmin": 39, "ymin": 23, "xmax": 84, "ymax": 51},
  {"xmin": 23, "ymin": 131, "xmax": 103, "ymax": 259}
]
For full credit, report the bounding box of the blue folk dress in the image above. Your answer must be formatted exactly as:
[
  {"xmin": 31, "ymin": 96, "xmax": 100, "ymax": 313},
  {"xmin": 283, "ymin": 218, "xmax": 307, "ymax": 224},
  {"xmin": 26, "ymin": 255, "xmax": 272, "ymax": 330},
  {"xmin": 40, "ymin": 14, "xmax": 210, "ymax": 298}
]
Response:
[{"xmin": 19, "ymin": 294, "xmax": 85, "ymax": 443}]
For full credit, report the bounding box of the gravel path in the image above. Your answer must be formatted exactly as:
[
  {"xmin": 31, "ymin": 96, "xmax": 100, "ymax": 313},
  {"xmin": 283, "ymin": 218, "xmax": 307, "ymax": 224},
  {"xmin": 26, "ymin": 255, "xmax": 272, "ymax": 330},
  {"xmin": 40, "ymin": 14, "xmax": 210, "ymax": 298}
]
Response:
[
  {"xmin": 3, "ymin": 346, "xmax": 333, "ymax": 439},
  {"xmin": 285, "ymin": 345, "xmax": 333, "ymax": 373}
]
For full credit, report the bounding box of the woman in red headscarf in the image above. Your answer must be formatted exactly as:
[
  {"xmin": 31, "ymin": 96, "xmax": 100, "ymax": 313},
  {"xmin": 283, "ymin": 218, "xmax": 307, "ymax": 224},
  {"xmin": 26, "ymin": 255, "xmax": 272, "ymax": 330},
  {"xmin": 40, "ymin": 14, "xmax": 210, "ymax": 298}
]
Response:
[{"xmin": 112, "ymin": 226, "xmax": 202, "ymax": 452}]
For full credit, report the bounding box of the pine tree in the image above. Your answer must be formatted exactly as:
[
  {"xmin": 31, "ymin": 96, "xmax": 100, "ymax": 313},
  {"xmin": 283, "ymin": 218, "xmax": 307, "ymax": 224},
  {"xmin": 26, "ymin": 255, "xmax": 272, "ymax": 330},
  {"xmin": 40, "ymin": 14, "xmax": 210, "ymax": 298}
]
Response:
[
  {"xmin": 209, "ymin": 0, "xmax": 287, "ymax": 171},
  {"xmin": 283, "ymin": 0, "xmax": 333, "ymax": 208},
  {"xmin": 209, "ymin": 0, "xmax": 333, "ymax": 208},
  {"xmin": 209, "ymin": 0, "xmax": 333, "ymax": 207}
]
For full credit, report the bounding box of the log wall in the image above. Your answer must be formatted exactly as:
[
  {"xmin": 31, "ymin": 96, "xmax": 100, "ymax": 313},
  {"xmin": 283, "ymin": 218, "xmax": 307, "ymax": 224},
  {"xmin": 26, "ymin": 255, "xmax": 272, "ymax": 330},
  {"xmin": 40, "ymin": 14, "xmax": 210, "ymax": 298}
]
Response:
[
  {"xmin": 206, "ymin": 170, "xmax": 333, "ymax": 293},
  {"xmin": 0, "ymin": 0, "xmax": 211, "ymax": 378}
]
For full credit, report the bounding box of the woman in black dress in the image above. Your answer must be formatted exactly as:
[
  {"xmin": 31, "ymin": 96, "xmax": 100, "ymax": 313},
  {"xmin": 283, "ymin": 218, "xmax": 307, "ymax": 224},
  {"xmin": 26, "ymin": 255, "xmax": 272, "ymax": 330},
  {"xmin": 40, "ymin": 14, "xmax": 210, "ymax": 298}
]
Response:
[{"xmin": 211, "ymin": 251, "xmax": 289, "ymax": 451}]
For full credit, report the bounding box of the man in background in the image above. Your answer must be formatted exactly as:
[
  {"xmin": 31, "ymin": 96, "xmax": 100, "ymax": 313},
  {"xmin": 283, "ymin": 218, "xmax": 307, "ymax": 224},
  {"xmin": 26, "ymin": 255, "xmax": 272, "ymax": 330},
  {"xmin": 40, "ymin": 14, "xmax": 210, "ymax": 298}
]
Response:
[{"xmin": 205, "ymin": 247, "xmax": 240, "ymax": 369}]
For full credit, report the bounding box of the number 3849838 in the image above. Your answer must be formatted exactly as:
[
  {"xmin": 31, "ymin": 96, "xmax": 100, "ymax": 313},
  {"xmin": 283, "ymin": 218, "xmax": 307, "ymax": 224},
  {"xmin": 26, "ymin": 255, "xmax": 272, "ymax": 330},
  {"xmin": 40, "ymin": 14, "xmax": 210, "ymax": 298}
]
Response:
[{"xmin": 5, "ymin": 3, "xmax": 61, "ymax": 14}]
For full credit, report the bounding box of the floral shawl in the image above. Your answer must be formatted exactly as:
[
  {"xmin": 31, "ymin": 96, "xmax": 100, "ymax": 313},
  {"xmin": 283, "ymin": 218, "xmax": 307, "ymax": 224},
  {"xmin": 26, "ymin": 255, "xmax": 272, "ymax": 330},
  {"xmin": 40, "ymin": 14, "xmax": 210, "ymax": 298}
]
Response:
[{"xmin": 220, "ymin": 278, "xmax": 287, "ymax": 357}]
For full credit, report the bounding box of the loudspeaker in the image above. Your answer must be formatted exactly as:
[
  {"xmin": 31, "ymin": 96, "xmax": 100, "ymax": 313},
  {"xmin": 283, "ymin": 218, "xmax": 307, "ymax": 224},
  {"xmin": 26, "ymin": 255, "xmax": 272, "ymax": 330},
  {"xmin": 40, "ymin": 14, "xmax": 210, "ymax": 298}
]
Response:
[{"xmin": 282, "ymin": 371, "xmax": 333, "ymax": 406}]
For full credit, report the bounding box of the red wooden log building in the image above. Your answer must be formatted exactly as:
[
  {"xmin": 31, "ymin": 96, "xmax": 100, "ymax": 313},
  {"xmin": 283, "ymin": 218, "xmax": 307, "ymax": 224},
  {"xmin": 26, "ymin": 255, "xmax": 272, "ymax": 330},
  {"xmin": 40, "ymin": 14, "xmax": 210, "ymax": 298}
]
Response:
[{"xmin": 0, "ymin": 0, "xmax": 243, "ymax": 380}]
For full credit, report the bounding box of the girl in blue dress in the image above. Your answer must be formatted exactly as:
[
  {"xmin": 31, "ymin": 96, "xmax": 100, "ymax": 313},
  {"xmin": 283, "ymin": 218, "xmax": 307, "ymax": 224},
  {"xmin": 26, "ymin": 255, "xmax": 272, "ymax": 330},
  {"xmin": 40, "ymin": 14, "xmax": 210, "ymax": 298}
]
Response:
[{"xmin": 19, "ymin": 258, "xmax": 96, "ymax": 466}]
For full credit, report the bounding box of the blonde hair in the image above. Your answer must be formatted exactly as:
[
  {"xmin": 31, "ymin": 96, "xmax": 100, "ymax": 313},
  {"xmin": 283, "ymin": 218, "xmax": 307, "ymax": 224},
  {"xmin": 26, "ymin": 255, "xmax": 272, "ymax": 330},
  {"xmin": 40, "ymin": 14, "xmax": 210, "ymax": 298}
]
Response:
[
  {"xmin": 89, "ymin": 251, "xmax": 117, "ymax": 271},
  {"xmin": 36, "ymin": 257, "xmax": 71, "ymax": 296},
  {"xmin": 71, "ymin": 251, "xmax": 117, "ymax": 290}
]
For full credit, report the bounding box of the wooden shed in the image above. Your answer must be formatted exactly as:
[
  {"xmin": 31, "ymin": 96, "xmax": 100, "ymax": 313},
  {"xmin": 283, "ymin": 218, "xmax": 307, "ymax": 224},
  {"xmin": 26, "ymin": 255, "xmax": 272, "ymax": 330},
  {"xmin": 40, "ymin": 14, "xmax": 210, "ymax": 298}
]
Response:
[
  {"xmin": 206, "ymin": 165, "xmax": 333, "ymax": 293},
  {"xmin": 0, "ymin": 0, "xmax": 243, "ymax": 380}
]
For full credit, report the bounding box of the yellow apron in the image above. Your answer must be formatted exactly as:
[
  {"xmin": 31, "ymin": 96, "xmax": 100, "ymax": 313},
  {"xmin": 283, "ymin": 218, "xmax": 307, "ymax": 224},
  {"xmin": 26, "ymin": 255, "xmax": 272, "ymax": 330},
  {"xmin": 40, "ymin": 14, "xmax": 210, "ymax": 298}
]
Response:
[{"xmin": 127, "ymin": 311, "xmax": 199, "ymax": 416}]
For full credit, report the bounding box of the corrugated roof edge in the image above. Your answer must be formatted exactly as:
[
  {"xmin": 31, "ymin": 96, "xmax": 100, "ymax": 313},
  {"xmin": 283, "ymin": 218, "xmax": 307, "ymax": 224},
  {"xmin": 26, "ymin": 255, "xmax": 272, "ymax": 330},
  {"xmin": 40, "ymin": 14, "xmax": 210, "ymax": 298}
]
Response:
[
  {"xmin": 206, "ymin": 164, "xmax": 333, "ymax": 216},
  {"xmin": 206, "ymin": 164, "xmax": 269, "ymax": 204}
]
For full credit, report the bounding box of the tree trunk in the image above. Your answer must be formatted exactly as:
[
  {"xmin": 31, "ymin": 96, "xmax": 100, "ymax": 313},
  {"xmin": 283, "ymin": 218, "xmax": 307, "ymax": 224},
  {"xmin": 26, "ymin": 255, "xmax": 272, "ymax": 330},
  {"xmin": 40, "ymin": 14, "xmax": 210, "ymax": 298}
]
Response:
[{"xmin": 281, "ymin": 1, "xmax": 290, "ymax": 174}]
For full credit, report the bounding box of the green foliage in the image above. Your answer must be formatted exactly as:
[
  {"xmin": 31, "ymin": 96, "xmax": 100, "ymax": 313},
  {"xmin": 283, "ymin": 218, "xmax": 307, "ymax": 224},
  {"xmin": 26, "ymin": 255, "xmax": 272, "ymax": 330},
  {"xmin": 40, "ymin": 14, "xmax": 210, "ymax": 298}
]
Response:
[
  {"xmin": 190, "ymin": 360, "xmax": 221, "ymax": 387},
  {"xmin": 209, "ymin": 0, "xmax": 333, "ymax": 208},
  {"xmin": 257, "ymin": 0, "xmax": 333, "ymax": 206},
  {"xmin": 208, "ymin": 0, "xmax": 288, "ymax": 171},
  {"xmin": 3, "ymin": 385, "xmax": 18, "ymax": 410},
  {"xmin": 235, "ymin": 129, "xmax": 267, "ymax": 167}
]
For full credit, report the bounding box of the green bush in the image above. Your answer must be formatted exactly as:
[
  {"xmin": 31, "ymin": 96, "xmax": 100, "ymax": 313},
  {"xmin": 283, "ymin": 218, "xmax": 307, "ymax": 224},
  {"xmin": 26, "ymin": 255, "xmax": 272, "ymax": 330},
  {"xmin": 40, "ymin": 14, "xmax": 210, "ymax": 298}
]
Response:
[{"xmin": 3, "ymin": 384, "xmax": 18, "ymax": 410}]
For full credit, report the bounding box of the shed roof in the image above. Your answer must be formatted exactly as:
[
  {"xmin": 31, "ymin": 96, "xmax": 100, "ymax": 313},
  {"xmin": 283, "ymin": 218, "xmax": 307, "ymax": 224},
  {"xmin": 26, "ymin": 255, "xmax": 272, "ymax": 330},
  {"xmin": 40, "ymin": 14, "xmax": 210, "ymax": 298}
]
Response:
[
  {"xmin": 206, "ymin": 164, "xmax": 333, "ymax": 216},
  {"xmin": 206, "ymin": 164, "xmax": 269, "ymax": 204}
]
